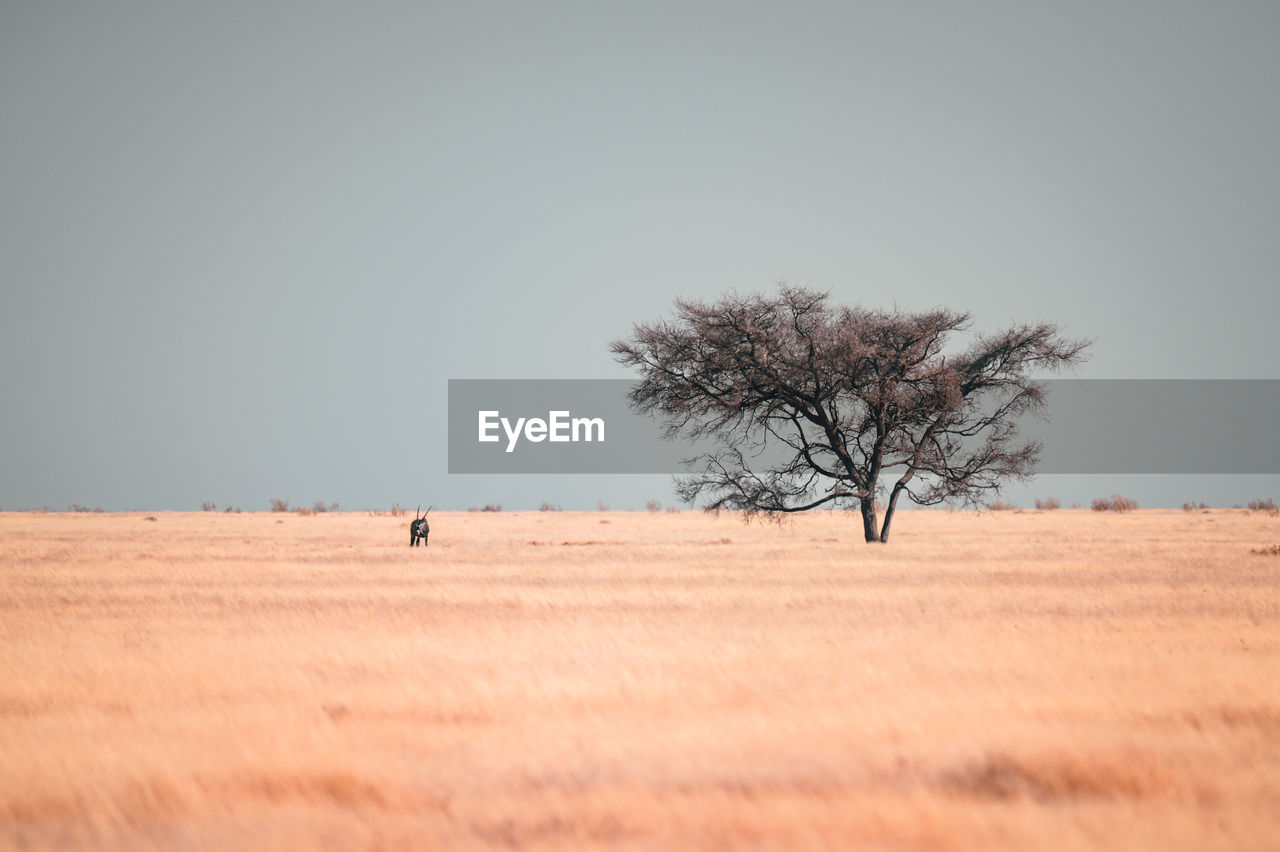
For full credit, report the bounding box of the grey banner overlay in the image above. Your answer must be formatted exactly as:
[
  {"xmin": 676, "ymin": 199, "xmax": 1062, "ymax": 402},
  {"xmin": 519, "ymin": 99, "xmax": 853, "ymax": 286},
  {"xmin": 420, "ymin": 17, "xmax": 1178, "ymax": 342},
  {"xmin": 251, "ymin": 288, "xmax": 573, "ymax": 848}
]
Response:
[{"xmin": 448, "ymin": 380, "xmax": 1280, "ymax": 475}]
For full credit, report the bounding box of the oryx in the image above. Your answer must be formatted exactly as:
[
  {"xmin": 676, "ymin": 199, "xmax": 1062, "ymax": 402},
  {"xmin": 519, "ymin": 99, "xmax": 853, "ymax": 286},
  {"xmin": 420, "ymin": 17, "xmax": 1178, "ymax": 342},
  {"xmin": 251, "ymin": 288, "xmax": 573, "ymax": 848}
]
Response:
[{"xmin": 410, "ymin": 505, "xmax": 431, "ymax": 547}]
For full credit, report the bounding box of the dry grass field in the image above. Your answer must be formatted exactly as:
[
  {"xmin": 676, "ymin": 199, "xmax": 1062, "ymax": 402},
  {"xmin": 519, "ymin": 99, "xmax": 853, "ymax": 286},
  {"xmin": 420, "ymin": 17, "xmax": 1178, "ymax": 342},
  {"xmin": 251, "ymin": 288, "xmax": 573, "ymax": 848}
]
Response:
[{"xmin": 2, "ymin": 508, "xmax": 1280, "ymax": 850}]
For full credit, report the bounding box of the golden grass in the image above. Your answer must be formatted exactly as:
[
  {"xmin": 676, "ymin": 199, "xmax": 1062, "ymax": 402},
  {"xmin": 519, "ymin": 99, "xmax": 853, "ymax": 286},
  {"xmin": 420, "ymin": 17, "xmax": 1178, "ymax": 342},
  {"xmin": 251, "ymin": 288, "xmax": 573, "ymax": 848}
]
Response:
[{"xmin": 2, "ymin": 508, "xmax": 1279, "ymax": 849}]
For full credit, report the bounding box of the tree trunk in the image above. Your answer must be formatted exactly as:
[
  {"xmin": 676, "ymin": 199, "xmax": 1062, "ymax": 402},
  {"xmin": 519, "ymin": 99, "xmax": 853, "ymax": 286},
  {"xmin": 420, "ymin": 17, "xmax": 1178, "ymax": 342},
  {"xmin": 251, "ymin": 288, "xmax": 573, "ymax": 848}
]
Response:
[
  {"xmin": 859, "ymin": 497, "xmax": 879, "ymax": 543},
  {"xmin": 879, "ymin": 483, "xmax": 907, "ymax": 543}
]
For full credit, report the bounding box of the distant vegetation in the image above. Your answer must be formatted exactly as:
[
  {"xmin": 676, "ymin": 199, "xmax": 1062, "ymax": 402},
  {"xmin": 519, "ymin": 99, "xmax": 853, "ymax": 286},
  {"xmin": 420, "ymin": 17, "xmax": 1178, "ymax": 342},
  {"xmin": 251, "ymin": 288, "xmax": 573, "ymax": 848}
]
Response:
[
  {"xmin": 1248, "ymin": 498, "xmax": 1278, "ymax": 516},
  {"xmin": 1092, "ymin": 496, "xmax": 1139, "ymax": 513},
  {"xmin": 43, "ymin": 495, "xmax": 1271, "ymax": 515}
]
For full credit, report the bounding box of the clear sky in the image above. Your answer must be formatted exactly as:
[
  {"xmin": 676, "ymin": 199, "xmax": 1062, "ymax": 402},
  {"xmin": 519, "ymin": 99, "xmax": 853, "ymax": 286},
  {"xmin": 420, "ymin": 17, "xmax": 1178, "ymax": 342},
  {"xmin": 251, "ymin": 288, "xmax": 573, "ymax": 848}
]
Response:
[{"xmin": 2, "ymin": 1, "xmax": 1278, "ymax": 511}]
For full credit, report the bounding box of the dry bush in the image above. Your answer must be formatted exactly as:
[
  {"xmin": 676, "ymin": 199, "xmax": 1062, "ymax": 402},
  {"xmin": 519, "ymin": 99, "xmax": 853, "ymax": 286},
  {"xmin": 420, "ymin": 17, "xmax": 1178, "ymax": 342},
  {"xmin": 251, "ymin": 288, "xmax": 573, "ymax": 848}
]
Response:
[
  {"xmin": 1247, "ymin": 498, "xmax": 1278, "ymax": 516},
  {"xmin": 646, "ymin": 500, "xmax": 663, "ymax": 512},
  {"xmin": 538, "ymin": 502, "xmax": 562, "ymax": 512},
  {"xmin": 1034, "ymin": 498, "xmax": 1060, "ymax": 511},
  {"xmin": 223, "ymin": 505, "xmax": 240, "ymax": 513},
  {"xmin": 1183, "ymin": 502, "xmax": 1209, "ymax": 511},
  {"xmin": 665, "ymin": 506, "xmax": 680, "ymax": 513},
  {"xmin": 268, "ymin": 499, "xmax": 289, "ymax": 513},
  {"xmin": 1110, "ymin": 495, "xmax": 1139, "ymax": 512},
  {"xmin": 597, "ymin": 501, "xmax": 610, "ymax": 512},
  {"xmin": 201, "ymin": 502, "xmax": 216, "ymax": 512},
  {"xmin": 1093, "ymin": 496, "xmax": 1139, "ymax": 513},
  {"xmin": 989, "ymin": 501, "xmax": 1018, "ymax": 511},
  {"xmin": 311, "ymin": 501, "xmax": 338, "ymax": 513},
  {"xmin": 295, "ymin": 507, "xmax": 314, "ymax": 516},
  {"xmin": 481, "ymin": 504, "xmax": 502, "ymax": 513},
  {"xmin": 389, "ymin": 504, "xmax": 406, "ymax": 517},
  {"xmin": 1250, "ymin": 544, "xmax": 1280, "ymax": 556}
]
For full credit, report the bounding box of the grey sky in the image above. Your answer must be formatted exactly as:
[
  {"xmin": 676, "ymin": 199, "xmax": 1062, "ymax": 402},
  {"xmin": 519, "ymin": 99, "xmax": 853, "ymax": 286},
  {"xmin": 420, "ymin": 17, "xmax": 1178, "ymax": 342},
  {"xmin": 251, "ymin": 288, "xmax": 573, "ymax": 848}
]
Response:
[{"xmin": 2, "ymin": 1, "xmax": 1278, "ymax": 511}]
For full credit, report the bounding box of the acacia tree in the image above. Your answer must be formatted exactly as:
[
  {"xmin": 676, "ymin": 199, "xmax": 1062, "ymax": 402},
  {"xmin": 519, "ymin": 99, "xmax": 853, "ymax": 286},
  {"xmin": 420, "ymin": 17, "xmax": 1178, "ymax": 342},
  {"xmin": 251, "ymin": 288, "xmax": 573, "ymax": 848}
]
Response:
[{"xmin": 611, "ymin": 286, "xmax": 1088, "ymax": 543}]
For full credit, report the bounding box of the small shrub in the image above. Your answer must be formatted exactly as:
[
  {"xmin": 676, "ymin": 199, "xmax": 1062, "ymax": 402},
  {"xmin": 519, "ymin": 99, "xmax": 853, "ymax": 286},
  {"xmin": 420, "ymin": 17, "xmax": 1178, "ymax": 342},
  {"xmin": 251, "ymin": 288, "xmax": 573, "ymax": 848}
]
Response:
[
  {"xmin": 1094, "ymin": 495, "xmax": 1138, "ymax": 513},
  {"xmin": 269, "ymin": 498, "xmax": 289, "ymax": 513},
  {"xmin": 1183, "ymin": 501, "xmax": 1209, "ymax": 511},
  {"xmin": 223, "ymin": 505, "xmax": 240, "ymax": 513},
  {"xmin": 646, "ymin": 500, "xmax": 663, "ymax": 512},
  {"xmin": 202, "ymin": 501, "xmax": 217, "ymax": 512},
  {"xmin": 68, "ymin": 504, "xmax": 92, "ymax": 513},
  {"xmin": 539, "ymin": 502, "xmax": 561, "ymax": 512},
  {"xmin": 1034, "ymin": 498, "xmax": 1060, "ymax": 511},
  {"xmin": 390, "ymin": 504, "xmax": 406, "ymax": 517},
  {"xmin": 989, "ymin": 501, "xmax": 1017, "ymax": 511},
  {"xmin": 1251, "ymin": 544, "xmax": 1280, "ymax": 556},
  {"xmin": 1111, "ymin": 495, "xmax": 1138, "ymax": 512},
  {"xmin": 598, "ymin": 501, "xmax": 610, "ymax": 512},
  {"xmin": 296, "ymin": 507, "xmax": 314, "ymax": 516},
  {"xmin": 1247, "ymin": 498, "xmax": 1278, "ymax": 516},
  {"xmin": 665, "ymin": 506, "xmax": 680, "ymax": 513},
  {"xmin": 482, "ymin": 504, "xmax": 502, "ymax": 512}
]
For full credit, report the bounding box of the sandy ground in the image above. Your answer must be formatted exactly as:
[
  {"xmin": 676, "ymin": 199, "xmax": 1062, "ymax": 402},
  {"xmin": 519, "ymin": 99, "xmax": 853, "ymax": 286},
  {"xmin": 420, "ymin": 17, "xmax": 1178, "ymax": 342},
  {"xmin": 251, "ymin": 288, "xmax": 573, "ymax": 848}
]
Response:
[{"xmin": 2, "ymin": 507, "xmax": 1279, "ymax": 850}]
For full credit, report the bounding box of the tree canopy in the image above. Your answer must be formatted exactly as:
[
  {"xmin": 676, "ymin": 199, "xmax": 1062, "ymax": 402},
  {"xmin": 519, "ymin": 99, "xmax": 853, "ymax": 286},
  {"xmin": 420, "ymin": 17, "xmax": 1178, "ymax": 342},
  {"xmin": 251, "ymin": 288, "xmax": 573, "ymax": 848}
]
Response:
[{"xmin": 612, "ymin": 286, "xmax": 1089, "ymax": 542}]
